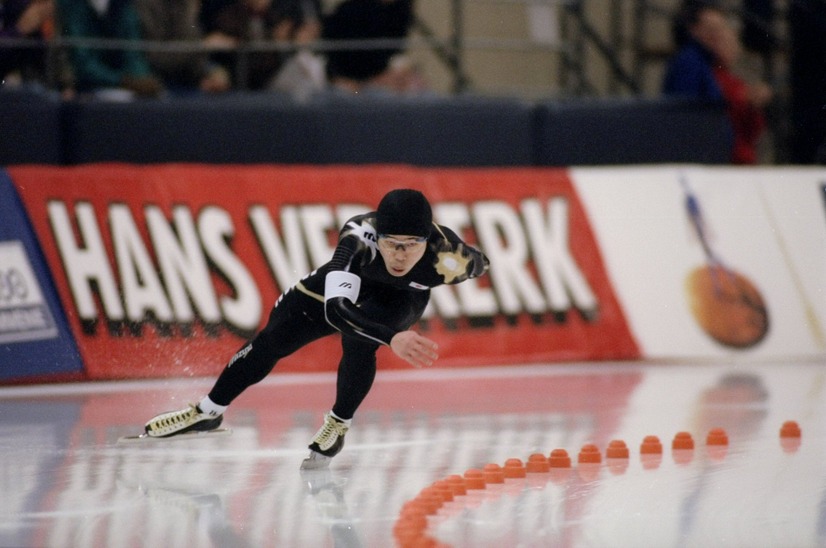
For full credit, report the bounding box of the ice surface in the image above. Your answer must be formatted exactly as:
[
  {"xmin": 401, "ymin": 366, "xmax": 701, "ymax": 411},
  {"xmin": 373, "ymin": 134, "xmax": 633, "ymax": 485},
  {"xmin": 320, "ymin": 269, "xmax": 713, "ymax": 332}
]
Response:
[{"xmin": 1, "ymin": 360, "xmax": 823, "ymax": 547}]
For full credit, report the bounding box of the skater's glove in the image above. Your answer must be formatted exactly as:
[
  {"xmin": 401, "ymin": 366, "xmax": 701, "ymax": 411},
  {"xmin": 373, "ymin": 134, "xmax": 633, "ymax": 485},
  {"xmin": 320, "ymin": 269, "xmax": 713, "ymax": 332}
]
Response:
[{"xmin": 470, "ymin": 250, "xmax": 490, "ymax": 278}]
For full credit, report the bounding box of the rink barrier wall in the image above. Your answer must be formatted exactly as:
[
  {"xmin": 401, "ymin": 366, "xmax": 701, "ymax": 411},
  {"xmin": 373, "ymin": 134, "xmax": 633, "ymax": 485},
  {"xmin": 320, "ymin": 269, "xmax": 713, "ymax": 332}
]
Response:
[
  {"xmin": 0, "ymin": 92, "xmax": 731, "ymax": 167},
  {"xmin": 1, "ymin": 164, "xmax": 825, "ymax": 383},
  {"xmin": 0, "ymin": 95, "xmax": 64, "ymax": 165},
  {"xmin": 532, "ymin": 98, "xmax": 732, "ymax": 166}
]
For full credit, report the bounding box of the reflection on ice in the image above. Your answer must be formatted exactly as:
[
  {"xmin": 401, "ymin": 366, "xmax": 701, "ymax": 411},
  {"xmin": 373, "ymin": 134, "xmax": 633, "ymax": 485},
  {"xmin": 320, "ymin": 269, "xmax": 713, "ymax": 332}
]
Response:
[{"xmin": 0, "ymin": 361, "xmax": 824, "ymax": 547}]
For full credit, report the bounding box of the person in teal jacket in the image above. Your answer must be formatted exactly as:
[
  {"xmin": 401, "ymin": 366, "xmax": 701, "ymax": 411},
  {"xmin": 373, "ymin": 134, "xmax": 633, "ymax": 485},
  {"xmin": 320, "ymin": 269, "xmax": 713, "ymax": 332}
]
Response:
[{"xmin": 58, "ymin": 0, "xmax": 163, "ymax": 97}]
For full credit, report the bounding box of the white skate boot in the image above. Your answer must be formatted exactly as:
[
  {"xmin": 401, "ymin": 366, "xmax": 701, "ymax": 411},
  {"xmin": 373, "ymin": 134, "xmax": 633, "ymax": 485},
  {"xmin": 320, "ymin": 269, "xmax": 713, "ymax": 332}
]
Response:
[
  {"xmin": 301, "ymin": 412, "xmax": 349, "ymax": 470},
  {"xmin": 144, "ymin": 404, "xmax": 223, "ymax": 438}
]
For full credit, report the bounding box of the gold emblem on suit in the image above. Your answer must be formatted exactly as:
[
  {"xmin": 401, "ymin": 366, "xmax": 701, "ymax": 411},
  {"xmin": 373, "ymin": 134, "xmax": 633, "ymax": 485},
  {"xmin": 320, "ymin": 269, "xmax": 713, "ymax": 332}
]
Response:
[{"xmin": 435, "ymin": 246, "xmax": 470, "ymax": 283}]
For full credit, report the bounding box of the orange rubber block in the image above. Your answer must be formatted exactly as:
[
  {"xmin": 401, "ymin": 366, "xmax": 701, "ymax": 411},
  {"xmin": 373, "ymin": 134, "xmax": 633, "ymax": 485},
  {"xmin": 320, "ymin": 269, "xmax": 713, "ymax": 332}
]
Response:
[
  {"xmin": 444, "ymin": 474, "xmax": 467, "ymax": 497},
  {"xmin": 578, "ymin": 443, "xmax": 602, "ymax": 464},
  {"xmin": 483, "ymin": 463, "xmax": 505, "ymax": 484},
  {"xmin": 548, "ymin": 448, "xmax": 572, "ymax": 468},
  {"xmin": 526, "ymin": 453, "xmax": 550, "ymax": 473},
  {"xmin": 672, "ymin": 431, "xmax": 695, "ymax": 450},
  {"xmin": 429, "ymin": 481, "xmax": 454, "ymax": 503},
  {"xmin": 780, "ymin": 420, "xmax": 801, "ymax": 438},
  {"xmin": 503, "ymin": 458, "xmax": 527, "ymax": 478},
  {"xmin": 706, "ymin": 428, "xmax": 729, "ymax": 446},
  {"xmin": 606, "ymin": 440, "xmax": 629, "ymax": 459},
  {"xmin": 463, "ymin": 469, "xmax": 486, "ymax": 490},
  {"xmin": 640, "ymin": 435, "xmax": 663, "ymax": 454}
]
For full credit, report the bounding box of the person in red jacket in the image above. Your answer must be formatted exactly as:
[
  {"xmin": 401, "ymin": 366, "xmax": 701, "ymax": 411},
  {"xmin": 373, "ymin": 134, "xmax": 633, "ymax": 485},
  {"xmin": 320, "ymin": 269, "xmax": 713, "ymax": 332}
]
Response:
[
  {"xmin": 710, "ymin": 7, "xmax": 773, "ymax": 164},
  {"xmin": 663, "ymin": 2, "xmax": 773, "ymax": 164}
]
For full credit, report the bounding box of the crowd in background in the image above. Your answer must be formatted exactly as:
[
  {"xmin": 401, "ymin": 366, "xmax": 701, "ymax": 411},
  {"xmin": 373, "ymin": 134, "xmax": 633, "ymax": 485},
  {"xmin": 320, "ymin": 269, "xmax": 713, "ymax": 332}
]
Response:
[
  {"xmin": 1, "ymin": 0, "xmax": 824, "ymax": 164},
  {"xmin": 662, "ymin": 0, "xmax": 774, "ymax": 164},
  {"xmin": 660, "ymin": 0, "xmax": 824, "ymax": 165},
  {"xmin": 0, "ymin": 0, "xmax": 422, "ymax": 99}
]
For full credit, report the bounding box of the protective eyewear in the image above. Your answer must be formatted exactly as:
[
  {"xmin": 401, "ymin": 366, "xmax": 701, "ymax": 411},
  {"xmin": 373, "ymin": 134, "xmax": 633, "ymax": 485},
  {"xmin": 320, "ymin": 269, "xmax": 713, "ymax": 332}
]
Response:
[{"xmin": 377, "ymin": 235, "xmax": 427, "ymax": 252}]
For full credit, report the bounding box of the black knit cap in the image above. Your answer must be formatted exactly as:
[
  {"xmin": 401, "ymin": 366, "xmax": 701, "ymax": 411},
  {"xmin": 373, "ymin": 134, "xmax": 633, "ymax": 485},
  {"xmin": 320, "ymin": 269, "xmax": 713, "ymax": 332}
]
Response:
[{"xmin": 376, "ymin": 189, "xmax": 433, "ymax": 238}]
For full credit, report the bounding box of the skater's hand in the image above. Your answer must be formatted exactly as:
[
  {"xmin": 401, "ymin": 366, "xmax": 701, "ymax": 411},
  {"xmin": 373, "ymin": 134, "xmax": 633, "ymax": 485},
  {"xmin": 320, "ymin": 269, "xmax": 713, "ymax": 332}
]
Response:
[{"xmin": 390, "ymin": 331, "xmax": 438, "ymax": 368}]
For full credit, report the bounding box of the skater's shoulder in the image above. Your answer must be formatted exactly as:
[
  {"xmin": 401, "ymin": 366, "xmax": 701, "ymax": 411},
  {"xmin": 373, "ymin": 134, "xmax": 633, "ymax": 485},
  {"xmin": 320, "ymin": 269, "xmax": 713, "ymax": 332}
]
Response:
[{"xmin": 338, "ymin": 212, "xmax": 380, "ymax": 244}]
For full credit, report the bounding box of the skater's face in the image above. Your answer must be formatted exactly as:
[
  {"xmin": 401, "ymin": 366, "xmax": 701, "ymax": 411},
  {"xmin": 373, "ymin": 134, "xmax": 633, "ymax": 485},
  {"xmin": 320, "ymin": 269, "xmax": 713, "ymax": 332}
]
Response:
[{"xmin": 378, "ymin": 234, "xmax": 427, "ymax": 276}]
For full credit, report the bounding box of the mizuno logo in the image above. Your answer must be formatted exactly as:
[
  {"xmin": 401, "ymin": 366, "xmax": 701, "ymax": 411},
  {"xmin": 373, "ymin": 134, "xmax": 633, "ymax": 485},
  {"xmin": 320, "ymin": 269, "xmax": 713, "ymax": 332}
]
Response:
[
  {"xmin": 339, "ymin": 282, "xmax": 353, "ymax": 289},
  {"xmin": 227, "ymin": 343, "xmax": 252, "ymax": 367}
]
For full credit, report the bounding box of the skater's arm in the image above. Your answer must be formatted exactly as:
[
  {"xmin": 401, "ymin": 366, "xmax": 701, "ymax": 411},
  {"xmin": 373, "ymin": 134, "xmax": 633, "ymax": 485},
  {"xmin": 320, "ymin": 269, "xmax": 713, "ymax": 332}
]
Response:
[
  {"xmin": 323, "ymin": 270, "xmax": 398, "ymax": 345},
  {"xmin": 324, "ymin": 297, "xmax": 396, "ymax": 346},
  {"xmin": 322, "ymin": 227, "xmax": 402, "ymax": 345},
  {"xmin": 324, "ymin": 281, "xmax": 438, "ymax": 366},
  {"xmin": 324, "ymin": 296, "xmax": 399, "ymax": 345},
  {"xmin": 326, "ymin": 284, "xmax": 439, "ymax": 366},
  {"xmin": 434, "ymin": 225, "xmax": 490, "ymax": 283}
]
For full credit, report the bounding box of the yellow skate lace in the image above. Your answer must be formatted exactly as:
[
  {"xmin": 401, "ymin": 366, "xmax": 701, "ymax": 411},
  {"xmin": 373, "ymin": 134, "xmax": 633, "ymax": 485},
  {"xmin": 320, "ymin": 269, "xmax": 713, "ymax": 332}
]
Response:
[
  {"xmin": 148, "ymin": 404, "xmax": 199, "ymax": 435},
  {"xmin": 313, "ymin": 416, "xmax": 348, "ymax": 451}
]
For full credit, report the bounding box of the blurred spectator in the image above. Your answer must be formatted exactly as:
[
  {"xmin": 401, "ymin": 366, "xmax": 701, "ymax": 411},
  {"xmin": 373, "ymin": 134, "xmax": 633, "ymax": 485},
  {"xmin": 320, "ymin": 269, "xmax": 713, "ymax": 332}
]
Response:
[
  {"xmin": 708, "ymin": 6, "xmax": 772, "ymax": 165},
  {"xmin": 267, "ymin": 0, "xmax": 325, "ymax": 99},
  {"xmin": 134, "ymin": 0, "xmax": 230, "ymax": 94},
  {"xmin": 322, "ymin": 0, "xmax": 414, "ymax": 94},
  {"xmin": 663, "ymin": 4, "xmax": 728, "ymax": 127},
  {"xmin": 663, "ymin": 1, "xmax": 772, "ymax": 164},
  {"xmin": 268, "ymin": 47, "xmax": 325, "ymax": 100},
  {"xmin": 200, "ymin": 0, "xmax": 321, "ymax": 90},
  {"xmin": 788, "ymin": 0, "xmax": 826, "ymax": 164},
  {"xmin": 366, "ymin": 52, "xmax": 429, "ymax": 95},
  {"xmin": 58, "ymin": 0, "xmax": 164, "ymax": 98},
  {"xmin": 0, "ymin": 0, "xmax": 54, "ymax": 88}
]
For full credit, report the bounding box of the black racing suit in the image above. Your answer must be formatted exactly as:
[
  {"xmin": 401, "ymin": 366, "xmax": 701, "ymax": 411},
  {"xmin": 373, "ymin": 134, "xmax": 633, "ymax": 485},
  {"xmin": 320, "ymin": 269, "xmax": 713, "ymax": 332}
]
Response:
[{"xmin": 207, "ymin": 211, "xmax": 489, "ymax": 419}]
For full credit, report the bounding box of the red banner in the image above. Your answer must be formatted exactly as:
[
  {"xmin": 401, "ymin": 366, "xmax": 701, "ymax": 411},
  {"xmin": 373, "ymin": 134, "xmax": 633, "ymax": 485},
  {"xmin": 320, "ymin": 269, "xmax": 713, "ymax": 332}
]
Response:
[{"xmin": 10, "ymin": 164, "xmax": 640, "ymax": 379}]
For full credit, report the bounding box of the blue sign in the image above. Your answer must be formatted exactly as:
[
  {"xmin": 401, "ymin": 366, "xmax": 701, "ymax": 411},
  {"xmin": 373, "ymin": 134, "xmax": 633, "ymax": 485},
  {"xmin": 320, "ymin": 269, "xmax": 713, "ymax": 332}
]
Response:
[{"xmin": 0, "ymin": 170, "xmax": 83, "ymax": 381}]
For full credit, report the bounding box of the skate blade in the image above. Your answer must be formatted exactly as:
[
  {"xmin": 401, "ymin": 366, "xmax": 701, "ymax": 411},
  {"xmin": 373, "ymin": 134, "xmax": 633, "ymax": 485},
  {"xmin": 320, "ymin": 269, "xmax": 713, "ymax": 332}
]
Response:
[
  {"xmin": 117, "ymin": 428, "xmax": 232, "ymax": 445},
  {"xmin": 300, "ymin": 451, "xmax": 332, "ymax": 470}
]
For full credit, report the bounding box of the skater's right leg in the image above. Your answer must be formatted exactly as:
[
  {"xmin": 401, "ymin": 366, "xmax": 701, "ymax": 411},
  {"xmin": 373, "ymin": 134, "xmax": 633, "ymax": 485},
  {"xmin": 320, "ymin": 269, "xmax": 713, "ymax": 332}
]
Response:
[
  {"xmin": 145, "ymin": 290, "xmax": 333, "ymax": 438},
  {"xmin": 208, "ymin": 293, "xmax": 336, "ymax": 405}
]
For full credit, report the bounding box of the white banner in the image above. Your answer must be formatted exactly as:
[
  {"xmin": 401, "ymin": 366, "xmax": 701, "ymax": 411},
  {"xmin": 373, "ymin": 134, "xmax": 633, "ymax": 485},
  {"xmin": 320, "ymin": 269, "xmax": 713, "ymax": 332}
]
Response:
[
  {"xmin": 0, "ymin": 240, "xmax": 58, "ymax": 344},
  {"xmin": 572, "ymin": 166, "xmax": 826, "ymax": 359}
]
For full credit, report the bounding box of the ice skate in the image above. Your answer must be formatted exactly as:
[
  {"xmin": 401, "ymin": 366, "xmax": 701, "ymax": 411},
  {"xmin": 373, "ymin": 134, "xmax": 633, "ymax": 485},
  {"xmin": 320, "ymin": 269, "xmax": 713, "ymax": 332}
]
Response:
[
  {"xmin": 133, "ymin": 483, "xmax": 224, "ymax": 520},
  {"xmin": 143, "ymin": 403, "xmax": 224, "ymax": 438},
  {"xmin": 300, "ymin": 468, "xmax": 351, "ymax": 521},
  {"xmin": 301, "ymin": 413, "xmax": 349, "ymax": 470}
]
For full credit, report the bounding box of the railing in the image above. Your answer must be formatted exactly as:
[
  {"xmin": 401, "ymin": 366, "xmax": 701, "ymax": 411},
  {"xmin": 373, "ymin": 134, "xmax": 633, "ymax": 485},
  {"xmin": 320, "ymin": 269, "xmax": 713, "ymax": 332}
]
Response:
[
  {"xmin": 1, "ymin": 0, "xmax": 790, "ymax": 160},
  {"xmin": 0, "ymin": 0, "xmax": 787, "ymax": 97}
]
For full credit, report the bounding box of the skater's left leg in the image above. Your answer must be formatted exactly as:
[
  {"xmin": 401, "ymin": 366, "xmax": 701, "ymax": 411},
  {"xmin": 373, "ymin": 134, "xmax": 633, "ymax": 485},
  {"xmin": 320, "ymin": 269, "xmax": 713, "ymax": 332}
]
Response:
[
  {"xmin": 331, "ymin": 336, "xmax": 379, "ymax": 421},
  {"xmin": 303, "ymin": 337, "xmax": 377, "ymax": 466},
  {"xmin": 331, "ymin": 287, "xmax": 429, "ymax": 421},
  {"xmin": 304, "ymin": 289, "xmax": 429, "ymax": 467}
]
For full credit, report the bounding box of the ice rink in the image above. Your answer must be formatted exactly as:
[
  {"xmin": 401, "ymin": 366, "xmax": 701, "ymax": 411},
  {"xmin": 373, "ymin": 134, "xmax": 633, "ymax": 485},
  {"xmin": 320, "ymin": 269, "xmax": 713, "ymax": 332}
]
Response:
[{"xmin": 1, "ymin": 359, "xmax": 824, "ymax": 548}]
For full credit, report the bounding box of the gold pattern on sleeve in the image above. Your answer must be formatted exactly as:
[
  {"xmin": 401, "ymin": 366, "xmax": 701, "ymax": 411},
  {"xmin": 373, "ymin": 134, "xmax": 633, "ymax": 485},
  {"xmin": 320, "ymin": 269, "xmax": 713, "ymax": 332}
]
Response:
[{"xmin": 435, "ymin": 248, "xmax": 470, "ymax": 284}]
